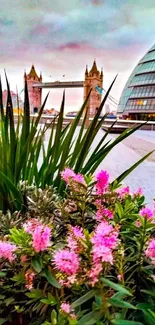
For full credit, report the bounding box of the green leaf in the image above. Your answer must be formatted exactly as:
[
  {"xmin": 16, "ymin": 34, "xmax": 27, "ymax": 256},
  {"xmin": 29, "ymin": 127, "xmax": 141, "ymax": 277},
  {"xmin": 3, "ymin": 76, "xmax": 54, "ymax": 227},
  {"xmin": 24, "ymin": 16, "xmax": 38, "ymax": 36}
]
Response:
[
  {"xmin": 0, "ymin": 272, "xmax": 6, "ymax": 277},
  {"xmin": 0, "ymin": 319, "xmax": 7, "ymax": 325},
  {"xmin": 0, "ymin": 171, "xmax": 23, "ymax": 209},
  {"xmin": 140, "ymin": 309, "xmax": 155, "ymax": 325},
  {"xmin": 12, "ymin": 270, "xmax": 25, "ymax": 284},
  {"xmin": 111, "ymin": 320, "xmax": 143, "ymax": 325},
  {"xmin": 51, "ymin": 309, "xmax": 57, "ymax": 325},
  {"xmin": 78, "ymin": 311, "xmax": 103, "ymax": 325},
  {"xmin": 40, "ymin": 293, "xmax": 57, "ymax": 306},
  {"xmin": 32, "ymin": 256, "xmax": 43, "ymax": 273},
  {"xmin": 137, "ymin": 303, "xmax": 153, "ymax": 310},
  {"xmin": 109, "ymin": 297, "xmax": 136, "ymax": 309},
  {"xmin": 40, "ymin": 298, "xmax": 56, "ymax": 306},
  {"xmin": 72, "ymin": 290, "xmax": 96, "ymax": 308},
  {"xmin": 69, "ymin": 318, "xmax": 78, "ymax": 325},
  {"xmin": 115, "ymin": 202, "xmax": 124, "ymax": 218},
  {"xmin": 141, "ymin": 289, "xmax": 155, "ymax": 297},
  {"xmin": 43, "ymin": 268, "xmax": 61, "ymax": 289},
  {"xmin": 101, "ymin": 278, "xmax": 132, "ymax": 296},
  {"xmin": 26, "ymin": 289, "xmax": 43, "ymax": 299},
  {"xmin": 47, "ymin": 293, "xmax": 57, "ymax": 303},
  {"xmin": 5, "ymin": 297, "xmax": 15, "ymax": 306}
]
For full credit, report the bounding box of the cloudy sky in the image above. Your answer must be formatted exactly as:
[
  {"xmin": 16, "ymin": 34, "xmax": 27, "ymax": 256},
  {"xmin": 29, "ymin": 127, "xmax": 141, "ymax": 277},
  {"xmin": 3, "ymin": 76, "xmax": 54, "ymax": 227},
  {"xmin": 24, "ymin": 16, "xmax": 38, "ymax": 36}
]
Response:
[{"xmin": 0, "ymin": 0, "xmax": 155, "ymax": 111}]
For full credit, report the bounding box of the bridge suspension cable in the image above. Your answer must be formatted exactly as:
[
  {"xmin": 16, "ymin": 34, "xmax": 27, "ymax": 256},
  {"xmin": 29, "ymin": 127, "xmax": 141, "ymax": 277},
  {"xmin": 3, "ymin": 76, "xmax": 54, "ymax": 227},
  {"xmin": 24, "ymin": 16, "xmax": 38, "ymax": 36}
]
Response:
[{"xmin": 102, "ymin": 88, "xmax": 119, "ymax": 105}]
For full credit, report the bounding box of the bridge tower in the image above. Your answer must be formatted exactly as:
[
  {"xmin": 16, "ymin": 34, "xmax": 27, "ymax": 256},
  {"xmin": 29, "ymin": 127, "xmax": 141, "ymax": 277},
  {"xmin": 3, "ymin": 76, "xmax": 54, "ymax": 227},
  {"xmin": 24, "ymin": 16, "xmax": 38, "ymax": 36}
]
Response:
[
  {"xmin": 24, "ymin": 65, "xmax": 42, "ymax": 114},
  {"xmin": 84, "ymin": 60, "xmax": 103, "ymax": 117}
]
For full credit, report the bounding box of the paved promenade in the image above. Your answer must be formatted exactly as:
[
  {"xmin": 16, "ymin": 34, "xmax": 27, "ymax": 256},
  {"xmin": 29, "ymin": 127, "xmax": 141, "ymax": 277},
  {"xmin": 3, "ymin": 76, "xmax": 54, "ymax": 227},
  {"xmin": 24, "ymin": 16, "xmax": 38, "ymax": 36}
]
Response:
[
  {"xmin": 44, "ymin": 128, "xmax": 155, "ymax": 206},
  {"xmin": 93, "ymin": 130, "xmax": 155, "ymax": 206}
]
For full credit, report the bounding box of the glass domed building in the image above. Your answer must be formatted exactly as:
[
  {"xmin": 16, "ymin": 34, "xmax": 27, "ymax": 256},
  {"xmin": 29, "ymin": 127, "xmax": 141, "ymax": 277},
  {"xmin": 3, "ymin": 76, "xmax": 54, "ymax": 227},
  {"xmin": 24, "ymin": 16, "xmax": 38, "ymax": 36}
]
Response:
[{"xmin": 118, "ymin": 44, "xmax": 155, "ymax": 120}]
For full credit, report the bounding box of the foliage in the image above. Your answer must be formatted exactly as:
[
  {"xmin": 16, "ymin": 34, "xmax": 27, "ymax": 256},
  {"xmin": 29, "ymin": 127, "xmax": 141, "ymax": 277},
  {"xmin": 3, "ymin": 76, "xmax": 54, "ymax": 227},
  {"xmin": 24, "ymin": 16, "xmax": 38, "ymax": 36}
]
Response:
[
  {"xmin": 0, "ymin": 75, "xmax": 153, "ymax": 212},
  {"xmin": 0, "ymin": 168, "xmax": 155, "ymax": 325}
]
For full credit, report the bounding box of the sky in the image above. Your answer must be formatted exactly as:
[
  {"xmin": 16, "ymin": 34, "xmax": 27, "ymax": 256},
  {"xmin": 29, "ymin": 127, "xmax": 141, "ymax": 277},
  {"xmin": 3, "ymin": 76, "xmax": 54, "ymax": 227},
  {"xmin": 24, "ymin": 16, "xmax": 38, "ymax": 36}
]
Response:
[{"xmin": 0, "ymin": 0, "xmax": 155, "ymax": 112}]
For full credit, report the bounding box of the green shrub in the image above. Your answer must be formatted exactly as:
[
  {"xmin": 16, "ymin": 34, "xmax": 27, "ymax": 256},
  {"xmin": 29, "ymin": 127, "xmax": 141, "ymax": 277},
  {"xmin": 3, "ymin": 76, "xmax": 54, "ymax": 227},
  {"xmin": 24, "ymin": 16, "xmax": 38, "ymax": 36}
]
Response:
[{"xmin": 0, "ymin": 168, "xmax": 154, "ymax": 325}]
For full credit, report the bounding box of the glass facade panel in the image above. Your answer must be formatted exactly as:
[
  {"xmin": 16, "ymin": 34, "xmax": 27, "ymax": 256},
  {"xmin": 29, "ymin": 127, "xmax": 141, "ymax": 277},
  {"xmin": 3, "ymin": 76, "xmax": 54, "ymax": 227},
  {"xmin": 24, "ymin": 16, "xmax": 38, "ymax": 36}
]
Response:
[
  {"xmin": 118, "ymin": 45, "xmax": 155, "ymax": 117},
  {"xmin": 140, "ymin": 51, "xmax": 155, "ymax": 63},
  {"xmin": 126, "ymin": 98, "xmax": 155, "ymax": 111},
  {"xmin": 150, "ymin": 45, "xmax": 155, "ymax": 51},
  {"xmin": 130, "ymin": 72, "xmax": 155, "ymax": 86},
  {"xmin": 130, "ymin": 85, "xmax": 155, "ymax": 98},
  {"xmin": 136, "ymin": 61, "xmax": 155, "ymax": 74}
]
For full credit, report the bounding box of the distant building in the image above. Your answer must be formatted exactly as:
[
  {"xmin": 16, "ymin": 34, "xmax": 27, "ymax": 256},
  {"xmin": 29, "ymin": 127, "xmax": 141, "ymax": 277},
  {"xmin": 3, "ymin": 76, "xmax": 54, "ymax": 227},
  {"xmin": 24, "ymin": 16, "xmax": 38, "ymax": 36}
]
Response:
[
  {"xmin": 111, "ymin": 110, "xmax": 117, "ymax": 116},
  {"xmin": 118, "ymin": 44, "xmax": 155, "ymax": 120},
  {"xmin": 84, "ymin": 60, "xmax": 103, "ymax": 117},
  {"xmin": 105, "ymin": 104, "xmax": 110, "ymax": 114},
  {"xmin": 3, "ymin": 90, "xmax": 23, "ymax": 109},
  {"xmin": 43, "ymin": 108, "xmax": 59, "ymax": 115},
  {"xmin": 24, "ymin": 65, "xmax": 42, "ymax": 114},
  {"xmin": 66, "ymin": 111, "xmax": 78, "ymax": 117}
]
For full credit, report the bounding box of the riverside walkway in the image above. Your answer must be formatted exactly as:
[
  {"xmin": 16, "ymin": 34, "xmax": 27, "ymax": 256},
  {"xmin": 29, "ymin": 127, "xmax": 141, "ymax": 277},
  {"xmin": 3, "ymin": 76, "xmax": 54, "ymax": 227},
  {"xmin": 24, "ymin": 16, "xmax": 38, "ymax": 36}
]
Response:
[{"xmin": 43, "ymin": 128, "xmax": 155, "ymax": 206}]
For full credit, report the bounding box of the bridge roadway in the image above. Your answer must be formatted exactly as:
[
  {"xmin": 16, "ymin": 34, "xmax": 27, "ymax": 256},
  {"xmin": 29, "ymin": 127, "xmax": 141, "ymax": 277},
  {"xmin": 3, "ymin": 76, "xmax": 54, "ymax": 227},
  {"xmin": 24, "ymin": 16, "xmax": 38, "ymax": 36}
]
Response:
[{"xmin": 33, "ymin": 81, "xmax": 84, "ymax": 88}]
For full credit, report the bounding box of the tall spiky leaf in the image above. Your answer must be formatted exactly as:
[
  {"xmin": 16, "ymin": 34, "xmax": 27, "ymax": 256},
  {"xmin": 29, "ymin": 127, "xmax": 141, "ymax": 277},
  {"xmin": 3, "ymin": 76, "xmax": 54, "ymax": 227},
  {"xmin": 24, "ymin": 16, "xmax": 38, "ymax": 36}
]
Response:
[
  {"xmin": 74, "ymin": 76, "xmax": 117, "ymax": 172},
  {"xmin": 22, "ymin": 78, "xmax": 30, "ymax": 143},
  {"xmin": 0, "ymin": 76, "xmax": 4, "ymax": 118}
]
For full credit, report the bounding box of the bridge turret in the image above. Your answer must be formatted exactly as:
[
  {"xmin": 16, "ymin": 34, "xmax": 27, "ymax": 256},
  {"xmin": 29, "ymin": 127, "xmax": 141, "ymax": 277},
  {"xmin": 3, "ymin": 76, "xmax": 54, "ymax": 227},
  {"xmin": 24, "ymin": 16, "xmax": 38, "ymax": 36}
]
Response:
[
  {"xmin": 24, "ymin": 65, "xmax": 42, "ymax": 113},
  {"xmin": 83, "ymin": 60, "xmax": 103, "ymax": 117},
  {"xmin": 85, "ymin": 65, "xmax": 88, "ymax": 78},
  {"xmin": 100, "ymin": 68, "xmax": 103, "ymax": 81}
]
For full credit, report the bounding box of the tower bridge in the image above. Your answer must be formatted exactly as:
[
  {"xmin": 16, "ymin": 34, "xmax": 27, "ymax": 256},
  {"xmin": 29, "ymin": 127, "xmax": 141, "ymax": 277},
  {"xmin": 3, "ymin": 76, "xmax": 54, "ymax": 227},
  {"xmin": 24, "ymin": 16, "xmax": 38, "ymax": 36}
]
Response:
[
  {"xmin": 33, "ymin": 81, "xmax": 84, "ymax": 89},
  {"xmin": 24, "ymin": 60, "xmax": 103, "ymax": 116}
]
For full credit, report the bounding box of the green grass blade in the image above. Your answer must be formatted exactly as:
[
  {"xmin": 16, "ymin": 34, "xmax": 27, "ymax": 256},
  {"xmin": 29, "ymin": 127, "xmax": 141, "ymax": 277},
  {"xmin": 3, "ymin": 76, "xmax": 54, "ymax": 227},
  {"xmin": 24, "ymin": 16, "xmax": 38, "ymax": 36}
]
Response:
[
  {"xmin": 55, "ymin": 90, "xmax": 92, "ymax": 188},
  {"xmin": 83, "ymin": 122, "xmax": 147, "ymax": 175},
  {"xmin": 74, "ymin": 76, "xmax": 117, "ymax": 172},
  {"xmin": 0, "ymin": 171, "xmax": 23, "ymax": 210},
  {"xmin": 22, "ymin": 79, "xmax": 30, "ymax": 142}
]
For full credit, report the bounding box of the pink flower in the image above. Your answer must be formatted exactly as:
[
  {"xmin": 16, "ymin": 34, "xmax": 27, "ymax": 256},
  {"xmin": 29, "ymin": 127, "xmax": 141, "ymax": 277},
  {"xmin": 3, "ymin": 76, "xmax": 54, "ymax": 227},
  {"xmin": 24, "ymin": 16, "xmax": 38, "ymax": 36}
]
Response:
[
  {"xmin": 95, "ymin": 199, "xmax": 102, "ymax": 209},
  {"xmin": 25, "ymin": 270, "xmax": 35, "ymax": 290},
  {"xmin": 96, "ymin": 207, "xmax": 113, "ymax": 220},
  {"xmin": 145, "ymin": 238, "xmax": 155, "ymax": 264},
  {"xmin": 117, "ymin": 186, "xmax": 130, "ymax": 198},
  {"xmin": 140, "ymin": 207, "xmax": 153, "ymax": 220},
  {"xmin": 136, "ymin": 219, "xmax": 142, "ymax": 228},
  {"xmin": 0, "ymin": 241, "xmax": 17, "ymax": 262},
  {"xmin": 53, "ymin": 249, "xmax": 80, "ymax": 275},
  {"xmin": 61, "ymin": 168, "xmax": 76, "ymax": 183},
  {"xmin": 67, "ymin": 226, "xmax": 84, "ymax": 251},
  {"xmin": 134, "ymin": 187, "xmax": 143, "ymax": 197},
  {"xmin": 88, "ymin": 263, "xmax": 102, "ymax": 286},
  {"xmin": 61, "ymin": 302, "xmax": 71, "ymax": 314},
  {"xmin": 92, "ymin": 221, "xmax": 118, "ymax": 248},
  {"xmin": 61, "ymin": 168, "xmax": 86, "ymax": 185},
  {"xmin": 92, "ymin": 245, "xmax": 113, "ymax": 264},
  {"xmin": 95, "ymin": 170, "xmax": 109, "ymax": 194},
  {"xmin": 73, "ymin": 174, "xmax": 86, "ymax": 185},
  {"xmin": 89, "ymin": 221, "xmax": 119, "ymax": 285},
  {"xmin": 60, "ymin": 302, "xmax": 76, "ymax": 319},
  {"xmin": 91, "ymin": 221, "xmax": 119, "ymax": 266},
  {"xmin": 32, "ymin": 225, "xmax": 51, "ymax": 252},
  {"xmin": 71, "ymin": 226, "xmax": 84, "ymax": 238},
  {"xmin": 117, "ymin": 274, "xmax": 123, "ymax": 281},
  {"xmin": 23, "ymin": 219, "xmax": 41, "ymax": 234}
]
